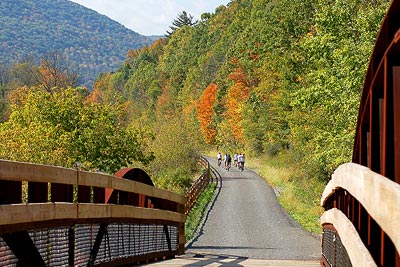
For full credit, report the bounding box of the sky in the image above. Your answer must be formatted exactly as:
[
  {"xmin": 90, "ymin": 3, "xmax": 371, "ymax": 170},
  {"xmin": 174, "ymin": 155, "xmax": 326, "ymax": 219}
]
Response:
[{"xmin": 69, "ymin": 0, "xmax": 231, "ymax": 36}]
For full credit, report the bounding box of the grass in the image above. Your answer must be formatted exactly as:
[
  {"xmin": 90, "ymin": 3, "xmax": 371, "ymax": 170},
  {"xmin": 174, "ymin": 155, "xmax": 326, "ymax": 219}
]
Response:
[
  {"xmin": 246, "ymin": 150, "xmax": 325, "ymax": 234},
  {"xmin": 185, "ymin": 183, "xmax": 217, "ymax": 241}
]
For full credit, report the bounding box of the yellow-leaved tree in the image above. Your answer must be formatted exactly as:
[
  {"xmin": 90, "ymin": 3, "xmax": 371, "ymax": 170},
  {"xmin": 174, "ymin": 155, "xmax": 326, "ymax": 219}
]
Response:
[
  {"xmin": 225, "ymin": 64, "xmax": 251, "ymax": 144},
  {"xmin": 197, "ymin": 83, "xmax": 218, "ymax": 144}
]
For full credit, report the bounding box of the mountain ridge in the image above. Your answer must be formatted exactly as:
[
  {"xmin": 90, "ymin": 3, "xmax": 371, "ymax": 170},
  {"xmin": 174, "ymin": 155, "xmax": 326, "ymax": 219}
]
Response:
[{"xmin": 0, "ymin": 0, "xmax": 155, "ymax": 87}]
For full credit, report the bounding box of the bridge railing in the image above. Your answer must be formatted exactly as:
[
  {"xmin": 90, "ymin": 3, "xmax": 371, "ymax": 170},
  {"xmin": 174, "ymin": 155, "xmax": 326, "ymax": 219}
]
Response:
[
  {"xmin": 184, "ymin": 156, "xmax": 219, "ymax": 215},
  {"xmin": 0, "ymin": 159, "xmax": 186, "ymax": 267},
  {"xmin": 321, "ymin": 163, "xmax": 400, "ymax": 267}
]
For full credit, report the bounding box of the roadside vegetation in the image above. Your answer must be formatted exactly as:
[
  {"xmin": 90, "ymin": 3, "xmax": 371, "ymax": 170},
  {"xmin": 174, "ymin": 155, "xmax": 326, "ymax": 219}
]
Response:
[
  {"xmin": 0, "ymin": 0, "xmax": 391, "ymax": 234},
  {"xmin": 247, "ymin": 152, "xmax": 325, "ymax": 234},
  {"xmin": 185, "ymin": 184, "xmax": 217, "ymax": 241}
]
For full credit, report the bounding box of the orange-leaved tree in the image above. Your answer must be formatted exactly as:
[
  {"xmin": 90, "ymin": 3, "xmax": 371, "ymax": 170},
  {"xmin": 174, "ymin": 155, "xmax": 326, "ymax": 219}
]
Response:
[
  {"xmin": 197, "ymin": 83, "xmax": 218, "ymax": 144},
  {"xmin": 225, "ymin": 64, "xmax": 251, "ymax": 143},
  {"xmin": 85, "ymin": 73, "xmax": 112, "ymax": 104}
]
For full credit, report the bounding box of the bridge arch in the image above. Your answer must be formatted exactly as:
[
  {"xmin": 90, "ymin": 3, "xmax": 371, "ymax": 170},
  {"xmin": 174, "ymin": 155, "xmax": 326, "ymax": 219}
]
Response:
[
  {"xmin": 106, "ymin": 167, "xmax": 155, "ymax": 207},
  {"xmin": 322, "ymin": 1, "xmax": 400, "ymax": 266}
]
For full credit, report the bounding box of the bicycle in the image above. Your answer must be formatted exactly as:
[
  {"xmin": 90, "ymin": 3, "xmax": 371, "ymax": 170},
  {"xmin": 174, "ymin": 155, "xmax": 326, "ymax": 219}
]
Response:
[
  {"xmin": 238, "ymin": 162, "xmax": 244, "ymax": 172},
  {"xmin": 226, "ymin": 161, "xmax": 231, "ymax": 171}
]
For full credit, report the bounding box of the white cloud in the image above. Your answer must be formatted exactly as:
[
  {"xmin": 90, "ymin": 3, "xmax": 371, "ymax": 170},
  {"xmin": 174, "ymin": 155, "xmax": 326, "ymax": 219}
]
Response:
[{"xmin": 69, "ymin": 0, "xmax": 230, "ymax": 36}]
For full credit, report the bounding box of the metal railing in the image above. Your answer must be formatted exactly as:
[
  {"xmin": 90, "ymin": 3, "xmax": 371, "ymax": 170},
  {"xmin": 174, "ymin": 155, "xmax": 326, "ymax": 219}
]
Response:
[
  {"xmin": 321, "ymin": 1, "xmax": 400, "ymax": 266},
  {"xmin": 0, "ymin": 159, "xmax": 186, "ymax": 266},
  {"xmin": 320, "ymin": 163, "xmax": 400, "ymax": 266},
  {"xmin": 184, "ymin": 156, "xmax": 219, "ymax": 215}
]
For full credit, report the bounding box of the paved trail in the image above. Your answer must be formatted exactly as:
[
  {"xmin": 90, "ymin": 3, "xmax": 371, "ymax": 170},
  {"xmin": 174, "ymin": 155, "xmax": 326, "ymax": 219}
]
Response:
[
  {"xmin": 186, "ymin": 157, "xmax": 321, "ymax": 259},
  {"xmin": 145, "ymin": 157, "xmax": 321, "ymax": 266}
]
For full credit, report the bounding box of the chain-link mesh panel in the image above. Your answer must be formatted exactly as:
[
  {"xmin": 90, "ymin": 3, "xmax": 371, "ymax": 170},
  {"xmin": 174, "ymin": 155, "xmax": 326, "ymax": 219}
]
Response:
[
  {"xmin": 48, "ymin": 227, "xmax": 70, "ymax": 266},
  {"xmin": 30, "ymin": 228, "xmax": 50, "ymax": 264},
  {"xmin": 29, "ymin": 227, "xmax": 71, "ymax": 266},
  {"xmin": 75, "ymin": 224, "xmax": 97, "ymax": 266},
  {"xmin": 0, "ymin": 222, "xmax": 179, "ymax": 267},
  {"xmin": 322, "ymin": 228, "xmax": 335, "ymax": 265},
  {"xmin": 94, "ymin": 223, "xmax": 178, "ymax": 265},
  {"xmin": 169, "ymin": 225, "xmax": 178, "ymax": 250},
  {"xmin": 336, "ymin": 234, "xmax": 352, "ymax": 267},
  {"xmin": 0, "ymin": 237, "xmax": 17, "ymax": 267},
  {"xmin": 322, "ymin": 228, "xmax": 352, "ymax": 267}
]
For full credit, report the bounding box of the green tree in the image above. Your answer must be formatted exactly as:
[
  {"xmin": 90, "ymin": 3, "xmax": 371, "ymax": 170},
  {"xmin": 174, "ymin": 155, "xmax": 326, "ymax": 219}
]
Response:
[
  {"xmin": 166, "ymin": 11, "xmax": 198, "ymax": 36},
  {"xmin": 146, "ymin": 113, "xmax": 202, "ymax": 193},
  {"xmin": 0, "ymin": 62, "xmax": 12, "ymax": 121},
  {"xmin": 10, "ymin": 57, "xmax": 38, "ymax": 88},
  {"xmin": 288, "ymin": 0, "xmax": 389, "ymax": 178},
  {"xmin": 80, "ymin": 0, "xmax": 390, "ymax": 188},
  {"xmin": 0, "ymin": 86, "xmax": 153, "ymax": 173}
]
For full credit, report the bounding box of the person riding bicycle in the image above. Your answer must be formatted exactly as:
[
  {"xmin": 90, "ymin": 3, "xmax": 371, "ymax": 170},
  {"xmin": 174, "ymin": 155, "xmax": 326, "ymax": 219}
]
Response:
[
  {"xmin": 238, "ymin": 153, "xmax": 245, "ymax": 171},
  {"xmin": 226, "ymin": 154, "xmax": 232, "ymax": 171},
  {"xmin": 233, "ymin": 153, "xmax": 238, "ymax": 167},
  {"xmin": 217, "ymin": 152, "xmax": 222, "ymax": 167}
]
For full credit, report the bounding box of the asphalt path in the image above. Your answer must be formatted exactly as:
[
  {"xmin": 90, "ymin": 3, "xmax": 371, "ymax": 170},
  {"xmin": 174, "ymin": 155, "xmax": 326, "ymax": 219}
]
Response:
[{"xmin": 185, "ymin": 156, "xmax": 321, "ymax": 260}]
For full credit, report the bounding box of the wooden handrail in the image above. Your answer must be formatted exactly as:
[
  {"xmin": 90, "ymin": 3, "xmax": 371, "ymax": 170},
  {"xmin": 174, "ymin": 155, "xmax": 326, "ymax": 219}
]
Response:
[
  {"xmin": 0, "ymin": 159, "xmax": 187, "ymax": 265},
  {"xmin": 0, "ymin": 158, "xmax": 218, "ymax": 266},
  {"xmin": 321, "ymin": 162, "xmax": 400, "ymax": 253},
  {"xmin": 0, "ymin": 159, "xmax": 185, "ymax": 205},
  {"xmin": 0, "ymin": 203, "xmax": 184, "ymax": 228}
]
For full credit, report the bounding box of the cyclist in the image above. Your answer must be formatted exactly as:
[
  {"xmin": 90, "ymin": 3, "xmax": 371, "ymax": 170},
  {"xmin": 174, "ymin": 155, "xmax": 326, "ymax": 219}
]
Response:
[
  {"xmin": 226, "ymin": 154, "xmax": 232, "ymax": 171},
  {"xmin": 233, "ymin": 153, "xmax": 238, "ymax": 167},
  {"xmin": 217, "ymin": 152, "xmax": 222, "ymax": 167},
  {"xmin": 238, "ymin": 153, "xmax": 245, "ymax": 171}
]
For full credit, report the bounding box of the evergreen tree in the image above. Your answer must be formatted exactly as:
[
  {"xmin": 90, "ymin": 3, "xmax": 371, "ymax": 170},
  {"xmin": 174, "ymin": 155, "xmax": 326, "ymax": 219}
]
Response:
[{"xmin": 166, "ymin": 11, "xmax": 197, "ymax": 36}]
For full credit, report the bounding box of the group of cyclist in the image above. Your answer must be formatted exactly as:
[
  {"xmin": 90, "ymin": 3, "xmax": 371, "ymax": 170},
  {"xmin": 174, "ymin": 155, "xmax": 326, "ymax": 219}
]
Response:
[{"xmin": 217, "ymin": 152, "xmax": 245, "ymax": 171}]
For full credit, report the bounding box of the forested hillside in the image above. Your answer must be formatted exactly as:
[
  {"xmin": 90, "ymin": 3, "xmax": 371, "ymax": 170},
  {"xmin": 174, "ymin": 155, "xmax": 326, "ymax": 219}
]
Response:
[
  {"xmin": 0, "ymin": 0, "xmax": 391, "ymax": 214},
  {"xmin": 93, "ymin": 0, "xmax": 390, "ymax": 180},
  {"xmin": 0, "ymin": 0, "xmax": 152, "ymax": 87}
]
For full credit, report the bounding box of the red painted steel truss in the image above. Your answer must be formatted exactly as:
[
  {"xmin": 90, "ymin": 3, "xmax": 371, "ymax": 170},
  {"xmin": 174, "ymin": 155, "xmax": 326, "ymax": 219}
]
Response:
[{"xmin": 351, "ymin": 0, "xmax": 400, "ymax": 266}]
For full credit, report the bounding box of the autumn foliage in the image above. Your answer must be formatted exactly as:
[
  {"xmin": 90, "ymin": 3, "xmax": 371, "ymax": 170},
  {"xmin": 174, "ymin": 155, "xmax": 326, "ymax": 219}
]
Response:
[
  {"xmin": 225, "ymin": 66, "xmax": 251, "ymax": 143},
  {"xmin": 197, "ymin": 83, "xmax": 218, "ymax": 144},
  {"xmin": 85, "ymin": 74, "xmax": 111, "ymax": 104},
  {"xmin": 0, "ymin": 0, "xmax": 390, "ymax": 193}
]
